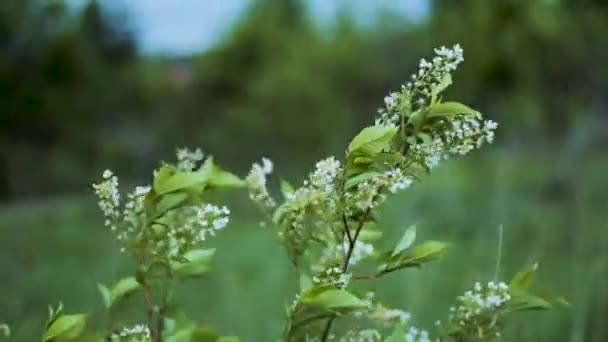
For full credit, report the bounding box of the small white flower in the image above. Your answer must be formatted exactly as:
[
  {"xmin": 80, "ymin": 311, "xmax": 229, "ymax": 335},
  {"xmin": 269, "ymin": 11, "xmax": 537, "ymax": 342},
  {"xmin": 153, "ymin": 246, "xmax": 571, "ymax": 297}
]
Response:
[{"xmin": 102, "ymin": 169, "xmax": 113, "ymax": 179}]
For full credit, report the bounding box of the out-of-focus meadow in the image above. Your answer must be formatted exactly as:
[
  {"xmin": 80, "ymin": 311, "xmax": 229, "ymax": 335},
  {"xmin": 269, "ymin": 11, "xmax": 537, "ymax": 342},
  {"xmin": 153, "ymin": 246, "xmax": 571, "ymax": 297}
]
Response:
[{"xmin": 1, "ymin": 0, "xmax": 607, "ymax": 340}]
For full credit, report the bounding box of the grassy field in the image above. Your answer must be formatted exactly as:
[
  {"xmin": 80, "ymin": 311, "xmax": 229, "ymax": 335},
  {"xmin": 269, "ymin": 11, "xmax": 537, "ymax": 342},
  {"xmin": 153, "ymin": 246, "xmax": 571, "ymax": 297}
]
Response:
[{"xmin": 1, "ymin": 152, "xmax": 607, "ymax": 341}]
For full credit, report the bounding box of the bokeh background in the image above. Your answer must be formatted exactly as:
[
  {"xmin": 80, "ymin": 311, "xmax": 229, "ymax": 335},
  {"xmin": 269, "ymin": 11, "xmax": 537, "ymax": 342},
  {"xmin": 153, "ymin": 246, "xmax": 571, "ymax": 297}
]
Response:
[{"xmin": 1, "ymin": 0, "xmax": 607, "ymax": 340}]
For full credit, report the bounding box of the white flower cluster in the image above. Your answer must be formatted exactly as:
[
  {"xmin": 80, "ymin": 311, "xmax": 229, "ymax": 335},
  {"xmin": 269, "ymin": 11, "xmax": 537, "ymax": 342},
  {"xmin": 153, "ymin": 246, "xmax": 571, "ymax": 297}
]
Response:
[
  {"xmin": 163, "ymin": 204, "xmax": 230, "ymax": 258},
  {"xmin": 375, "ymin": 45, "xmax": 464, "ymax": 128},
  {"xmin": 449, "ymin": 281, "xmax": 511, "ymax": 325},
  {"xmin": 340, "ymin": 329, "xmax": 382, "ymax": 342},
  {"xmin": 93, "ymin": 166, "xmax": 231, "ymax": 259},
  {"xmin": 93, "ymin": 170, "xmax": 121, "ymax": 231},
  {"xmin": 382, "ymin": 309, "xmax": 411, "ymax": 324},
  {"xmin": 279, "ymin": 157, "xmax": 342, "ymax": 235},
  {"xmin": 176, "ymin": 147, "xmax": 204, "ymax": 171},
  {"xmin": 109, "ymin": 324, "xmax": 151, "ymax": 342},
  {"xmin": 404, "ymin": 326, "xmax": 430, "ymax": 342},
  {"xmin": 410, "ymin": 114, "xmax": 497, "ymax": 169},
  {"xmin": 246, "ymin": 158, "xmax": 275, "ymax": 208},
  {"xmin": 312, "ymin": 266, "xmax": 352, "ymax": 288},
  {"xmin": 345, "ymin": 168, "xmax": 413, "ymax": 211},
  {"xmin": 370, "ymin": 306, "xmax": 411, "ymax": 324},
  {"xmin": 310, "ymin": 157, "xmax": 342, "ymax": 193},
  {"xmin": 407, "ymin": 44, "xmax": 463, "ymax": 103}
]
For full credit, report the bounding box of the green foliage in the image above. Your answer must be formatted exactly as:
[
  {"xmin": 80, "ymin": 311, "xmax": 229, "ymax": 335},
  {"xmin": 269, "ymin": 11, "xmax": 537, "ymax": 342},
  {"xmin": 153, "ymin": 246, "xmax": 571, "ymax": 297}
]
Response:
[
  {"xmin": 348, "ymin": 126, "xmax": 398, "ymax": 156},
  {"xmin": 14, "ymin": 44, "xmax": 563, "ymax": 342},
  {"xmin": 97, "ymin": 277, "xmax": 140, "ymax": 309},
  {"xmin": 42, "ymin": 304, "xmax": 87, "ymax": 341}
]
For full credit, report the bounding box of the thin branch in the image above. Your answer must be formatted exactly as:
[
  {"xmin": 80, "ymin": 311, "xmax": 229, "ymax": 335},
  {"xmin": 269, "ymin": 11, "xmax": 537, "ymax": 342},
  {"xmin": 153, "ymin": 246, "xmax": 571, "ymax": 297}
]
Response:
[
  {"xmin": 141, "ymin": 283, "xmax": 156, "ymax": 341},
  {"xmin": 342, "ymin": 214, "xmax": 353, "ymax": 244},
  {"xmin": 320, "ymin": 208, "xmax": 371, "ymax": 342}
]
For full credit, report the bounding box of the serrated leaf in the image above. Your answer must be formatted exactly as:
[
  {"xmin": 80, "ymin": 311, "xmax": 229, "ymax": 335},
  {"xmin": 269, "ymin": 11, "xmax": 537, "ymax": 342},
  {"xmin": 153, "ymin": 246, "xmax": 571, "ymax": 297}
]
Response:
[
  {"xmin": 509, "ymin": 263, "xmax": 538, "ymax": 293},
  {"xmin": 348, "ymin": 126, "xmax": 398, "ymax": 156},
  {"xmin": 172, "ymin": 249, "xmax": 216, "ymax": 278},
  {"xmin": 43, "ymin": 314, "xmax": 87, "ymax": 341},
  {"xmin": 345, "ymin": 171, "xmax": 382, "ymax": 190},
  {"xmin": 427, "ymin": 101, "xmax": 478, "ymax": 118},
  {"xmin": 392, "ymin": 225, "xmax": 416, "ymax": 256}
]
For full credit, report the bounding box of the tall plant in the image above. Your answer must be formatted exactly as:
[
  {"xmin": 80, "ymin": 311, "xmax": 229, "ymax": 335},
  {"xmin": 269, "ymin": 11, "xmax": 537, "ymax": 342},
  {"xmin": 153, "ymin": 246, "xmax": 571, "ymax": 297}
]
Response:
[{"xmin": 36, "ymin": 45, "xmax": 564, "ymax": 342}]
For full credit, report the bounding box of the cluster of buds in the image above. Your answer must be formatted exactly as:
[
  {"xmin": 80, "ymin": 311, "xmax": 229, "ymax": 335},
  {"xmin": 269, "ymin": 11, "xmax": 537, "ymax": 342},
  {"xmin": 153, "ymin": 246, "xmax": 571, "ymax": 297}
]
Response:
[
  {"xmin": 340, "ymin": 329, "xmax": 382, "ymax": 342},
  {"xmin": 246, "ymin": 158, "xmax": 275, "ymax": 209},
  {"xmin": 312, "ymin": 266, "xmax": 352, "ymax": 288},
  {"xmin": 93, "ymin": 148, "xmax": 231, "ymax": 260},
  {"xmin": 410, "ymin": 114, "xmax": 497, "ymax": 169},
  {"xmin": 404, "ymin": 326, "xmax": 431, "ymax": 342},
  {"xmin": 375, "ymin": 45, "xmax": 465, "ymax": 128},
  {"xmin": 109, "ymin": 324, "xmax": 151, "ymax": 342},
  {"xmin": 345, "ymin": 168, "xmax": 413, "ymax": 212},
  {"xmin": 449, "ymin": 281, "xmax": 511, "ymax": 326}
]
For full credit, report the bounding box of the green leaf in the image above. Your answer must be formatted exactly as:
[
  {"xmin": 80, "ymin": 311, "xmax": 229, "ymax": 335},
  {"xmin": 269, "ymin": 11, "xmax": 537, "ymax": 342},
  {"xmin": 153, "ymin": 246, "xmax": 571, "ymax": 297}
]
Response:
[
  {"xmin": 154, "ymin": 164, "xmax": 176, "ymax": 190},
  {"xmin": 505, "ymin": 293, "xmax": 551, "ymax": 311},
  {"xmin": 384, "ymin": 323, "xmax": 406, "ymax": 342},
  {"xmin": 427, "ymin": 101, "xmax": 478, "ymax": 118},
  {"xmin": 431, "ymin": 73, "xmax": 452, "ymax": 102},
  {"xmin": 98, "ymin": 277, "xmax": 141, "ymax": 309},
  {"xmin": 209, "ymin": 166, "xmax": 245, "ymax": 188},
  {"xmin": 380, "ymin": 241, "xmax": 448, "ymax": 273},
  {"xmin": 358, "ymin": 228, "xmax": 383, "ymax": 242},
  {"xmin": 303, "ymin": 289, "xmax": 367, "ymax": 313},
  {"xmin": 509, "ymin": 263, "xmax": 538, "ymax": 293},
  {"xmin": 154, "ymin": 158, "xmax": 215, "ymax": 195},
  {"xmin": 172, "ymin": 249, "xmax": 216, "ymax": 278},
  {"xmin": 42, "ymin": 314, "xmax": 87, "ymax": 341},
  {"xmin": 280, "ymin": 179, "xmax": 295, "ymax": 199},
  {"xmin": 155, "ymin": 192, "xmax": 190, "ymax": 216},
  {"xmin": 345, "ymin": 171, "xmax": 382, "ymax": 190},
  {"xmin": 347, "ymin": 126, "xmax": 398, "ymax": 156},
  {"xmin": 392, "ymin": 225, "xmax": 416, "ymax": 257}
]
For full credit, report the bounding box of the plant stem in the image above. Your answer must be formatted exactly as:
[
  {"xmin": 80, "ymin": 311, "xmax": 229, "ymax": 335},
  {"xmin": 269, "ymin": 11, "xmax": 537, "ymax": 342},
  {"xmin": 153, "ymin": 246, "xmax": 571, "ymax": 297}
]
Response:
[
  {"xmin": 142, "ymin": 282, "xmax": 156, "ymax": 341},
  {"xmin": 319, "ymin": 207, "xmax": 371, "ymax": 341}
]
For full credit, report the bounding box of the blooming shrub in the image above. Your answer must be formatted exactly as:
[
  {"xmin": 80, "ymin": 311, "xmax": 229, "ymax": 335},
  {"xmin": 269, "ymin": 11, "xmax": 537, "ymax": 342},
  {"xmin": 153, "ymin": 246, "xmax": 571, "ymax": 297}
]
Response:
[{"xmin": 34, "ymin": 45, "xmax": 564, "ymax": 342}]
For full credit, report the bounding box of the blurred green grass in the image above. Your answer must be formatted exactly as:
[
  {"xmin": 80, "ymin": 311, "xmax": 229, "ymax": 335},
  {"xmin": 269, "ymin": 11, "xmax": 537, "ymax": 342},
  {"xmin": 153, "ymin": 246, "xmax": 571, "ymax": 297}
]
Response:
[{"xmin": 1, "ymin": 152, "xmax": 607, "ymax": 341}]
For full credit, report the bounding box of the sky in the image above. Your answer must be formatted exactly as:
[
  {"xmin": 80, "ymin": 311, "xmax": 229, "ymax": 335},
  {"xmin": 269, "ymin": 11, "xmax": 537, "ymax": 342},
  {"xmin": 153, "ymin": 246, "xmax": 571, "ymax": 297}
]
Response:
[{"xmin": 87, "ymin": 0, "xmax": 429, "ymax": 55}]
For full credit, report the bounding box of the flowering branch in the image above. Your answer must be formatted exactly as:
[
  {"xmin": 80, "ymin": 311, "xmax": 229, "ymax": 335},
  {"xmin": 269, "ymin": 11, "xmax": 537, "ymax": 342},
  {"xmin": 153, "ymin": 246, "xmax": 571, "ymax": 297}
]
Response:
[{"xmin": 39, "ymin": 44, "xmax": 563, "ymax": 342}]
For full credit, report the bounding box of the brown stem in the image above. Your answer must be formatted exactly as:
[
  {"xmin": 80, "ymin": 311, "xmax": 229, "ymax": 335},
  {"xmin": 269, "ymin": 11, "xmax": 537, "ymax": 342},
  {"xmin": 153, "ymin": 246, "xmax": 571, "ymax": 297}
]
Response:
[
  {"xmin": 142, "ymin": 283, "xmax": 156, "ymax": 340},
  {"xmin": 320, "ymin": 208, "xmax": 371, "ymax": 341}
]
